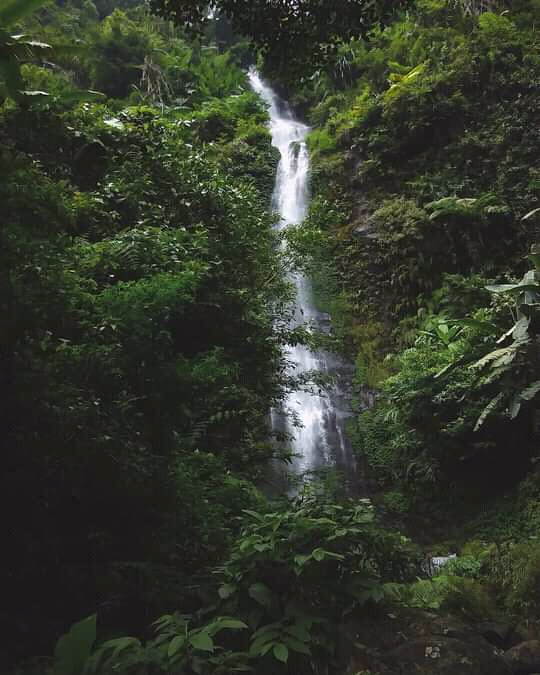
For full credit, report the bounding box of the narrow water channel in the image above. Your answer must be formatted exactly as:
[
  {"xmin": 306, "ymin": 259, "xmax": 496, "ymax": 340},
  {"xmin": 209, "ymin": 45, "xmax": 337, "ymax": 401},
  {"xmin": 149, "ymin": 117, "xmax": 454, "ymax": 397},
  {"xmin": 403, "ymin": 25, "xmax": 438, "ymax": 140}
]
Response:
[{"xmin": 248, "ymin": 70, "xmax": 358, "ymax": 483}]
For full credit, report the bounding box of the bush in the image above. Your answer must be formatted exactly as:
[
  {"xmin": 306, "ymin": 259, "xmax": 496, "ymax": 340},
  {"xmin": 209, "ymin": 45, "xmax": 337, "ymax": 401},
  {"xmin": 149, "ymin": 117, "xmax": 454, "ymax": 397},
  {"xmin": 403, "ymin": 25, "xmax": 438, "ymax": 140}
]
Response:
[
  {"xmin": 87, "ymin": 10, "xmax": 159, "ymax": 99},
  {"xmin": 382, "ymin": 490, "xmax": 410, "ymax": 514},
  {"xmin": 490, "ymin": 541, "xmax": 540, "ymax": 619},
  {"xmin": 384, "ymin": 575, "xmax": 495, "ymax": 618}
]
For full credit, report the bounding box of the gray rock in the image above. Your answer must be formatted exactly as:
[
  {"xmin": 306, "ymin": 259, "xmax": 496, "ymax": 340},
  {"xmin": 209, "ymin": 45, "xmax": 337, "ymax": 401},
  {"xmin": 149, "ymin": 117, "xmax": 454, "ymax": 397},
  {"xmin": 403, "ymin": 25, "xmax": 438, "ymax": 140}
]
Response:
[
  {"xmin": 385, "ymin": 637, "xmax": 510, "ymax": 675},
  {"xmin": 431, "ymin": 617, "xmax": 473, "ymax": 640},
  {"xmin": 504, "ymin": 640, "xmax": 540, "ymax": 674},
  {"xmin": 515, "ymin": 626, "xmax": 539, "ymax": 644},
  {"xmin": 477, "ymin": 621, "xmax": 519, "ymax": 649},
  {"xmin": 352, "ymin": 223, "xmax": 379, "ymax": 239}
]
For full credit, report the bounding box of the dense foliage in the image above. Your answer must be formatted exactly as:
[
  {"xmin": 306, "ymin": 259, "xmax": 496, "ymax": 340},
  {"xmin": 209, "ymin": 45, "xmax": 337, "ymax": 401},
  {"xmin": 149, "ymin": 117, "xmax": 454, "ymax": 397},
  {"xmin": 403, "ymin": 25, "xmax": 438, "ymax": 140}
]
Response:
[
  {"xmin": 284, "ymin": 0, "xmax": 540, "ymax": 507},
  {"xmin": 51, "ymin": 492, "xmax": 420, "ymax": 675},
  {"xmin": 150, "ymin": 0, "xmax": 411, "ymax": 82},
  {"xmin": 0, "ymin": 0, "xmax": 290, "ymax": 664},
  {"xmin": 278, "ymin": 4, "xmax": 540, "ymax": 647},
  {"xmin": 4, "ymin": 0, "xmax": 540, "ymax": 672}
]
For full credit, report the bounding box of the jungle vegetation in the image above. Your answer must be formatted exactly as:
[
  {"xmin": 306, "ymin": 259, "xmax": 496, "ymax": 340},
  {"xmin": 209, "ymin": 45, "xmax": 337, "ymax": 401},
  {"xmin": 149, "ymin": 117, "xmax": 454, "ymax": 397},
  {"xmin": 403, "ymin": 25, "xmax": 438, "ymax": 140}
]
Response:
[{"xmin": 2, "ymin": 1, "xmax": 540, "ymax": 674}]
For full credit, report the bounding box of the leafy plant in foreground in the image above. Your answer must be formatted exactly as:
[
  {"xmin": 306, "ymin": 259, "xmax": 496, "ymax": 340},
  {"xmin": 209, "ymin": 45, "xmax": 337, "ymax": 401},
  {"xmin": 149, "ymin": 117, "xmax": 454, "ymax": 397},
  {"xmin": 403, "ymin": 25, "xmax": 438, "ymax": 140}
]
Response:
[
  {"xmin": 469, "ymin": 247, "xmax": 540, "ymax": 429},
  {"xmin": 66, "ymin": 493, "xmax": 419, "ymax": 675},
  {"xmin": 216, "ymin": 491, "xmax": 419, "ymax": 670},
  {"xmin": 84, "ymin": 614, "xmax": 250, "ymax": 674}
]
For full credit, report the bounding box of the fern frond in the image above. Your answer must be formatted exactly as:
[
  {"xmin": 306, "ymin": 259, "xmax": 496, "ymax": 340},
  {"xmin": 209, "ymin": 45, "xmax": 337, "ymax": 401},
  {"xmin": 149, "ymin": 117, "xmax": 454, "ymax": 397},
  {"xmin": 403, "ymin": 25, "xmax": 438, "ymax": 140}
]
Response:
[
  {"xmin": 474, "ymin": 391, "xmax": 505, "ymax": 431},
  {"xmin": 520, "ymin": 380, "xmax": 540, "ymax": 402}
]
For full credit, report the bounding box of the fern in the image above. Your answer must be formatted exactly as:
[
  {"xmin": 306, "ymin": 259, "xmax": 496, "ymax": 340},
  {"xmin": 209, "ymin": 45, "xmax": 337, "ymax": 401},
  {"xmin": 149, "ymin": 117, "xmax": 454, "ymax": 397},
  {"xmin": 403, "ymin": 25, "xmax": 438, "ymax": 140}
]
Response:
[
  {"xmin": 521, "ymin": 380, "xmax": 540, "ymax": 402},
  {"xmin": 474, "ymin": 391, "xmax": 504, "ymax": 431}
]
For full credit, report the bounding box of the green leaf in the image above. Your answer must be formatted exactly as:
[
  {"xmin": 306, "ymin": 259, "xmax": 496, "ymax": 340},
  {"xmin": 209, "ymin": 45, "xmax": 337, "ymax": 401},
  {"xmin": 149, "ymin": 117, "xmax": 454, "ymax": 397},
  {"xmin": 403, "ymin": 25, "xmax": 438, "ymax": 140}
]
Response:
[
  {"xmin": 54, "ymin": 614, "xmax": 96, "ymax": 675},
  {"xmin": 212, "ymin": 617, "xmax": 249, "ymax": 630},
  {"xmin": 0, "ymin": 0, "xmax": 49, "ymax": 26},
  {"xmin": 82, "ymin": 637, "xmax": 140, "ymax": 675},
  {"xmin": 273, "ymin": 643, "xmax": 289, "ymax": 663},
  {"xmin": 254, "ymin": 543, "xmax": 270, "ymax": 552},
  {"xmin": 509, "ymin": 395, "xmax": 521, "ymax": 419},
  {"xmin": 520, "ymin": 380, "xmax": 540, "ymax": 402},
  {"xmin": 471, "ymin": 347, "xmax": 516, "ymax": 370},
  {"xmin": 282, "ymin": 635, "xmax": 311, "ymax": 655},
  {"xmin": 250, "ymin": 635, "xmax": 277, "ymax": 656},
  {"xmin": 109, "ymin": 637, "xmax": 140, "ymax": 659},
  {"xmin": 218, "ymin": 583, "xmax": 237, "ymax": 599},
  {"xmin": 474, "ymin": 391, "xmax": 505, "ymax": 431},
  {"xmin": 189, "ymin": 632, "xmax": 214, "ymax": 652},
  {"xmin": 293, "ymin": 554, "xmax": 311, "ymax": 567},
  {"xmin": 311, "ymin": 548, "xmax": 344, "ymax": 561},
  {"xmin": 240, "ymin": 536, "xmax": 256, "ymax": 551},
  {"xmin": 168, "ymin": 634, "xmax": 186, "ymax": 658},
  {"xmin": 284, "ymin": 624, "xmax": 311, "ymax": 643},
  {"xmin": 311, "ymin": 548, "xmax": 325, "ymax": 561},
  {"xmin": 152, "ymin": 614, "xmax": 174, "ymax": 630},
  {"xmin": 242, "ymin": 509, "xmax": 264, "ymax": 520},
  {"xmin": 528, "ymin": 252, "xmax": 540, "ymax": 273},
  {"xmin": 251, "ymin": 623, "xmax": 282, "ymax": 641},
  {"xmin": 248, "ymin": 582, "xmax": 274, "ymax": 607}
]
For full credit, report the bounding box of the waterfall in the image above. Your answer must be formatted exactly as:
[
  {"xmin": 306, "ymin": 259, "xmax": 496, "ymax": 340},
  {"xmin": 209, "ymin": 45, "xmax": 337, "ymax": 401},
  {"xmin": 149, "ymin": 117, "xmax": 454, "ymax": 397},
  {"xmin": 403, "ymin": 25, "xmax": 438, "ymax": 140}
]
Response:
[{"xmin": 248, "ymin": 70, "xmax": 356, "ymax": 479}]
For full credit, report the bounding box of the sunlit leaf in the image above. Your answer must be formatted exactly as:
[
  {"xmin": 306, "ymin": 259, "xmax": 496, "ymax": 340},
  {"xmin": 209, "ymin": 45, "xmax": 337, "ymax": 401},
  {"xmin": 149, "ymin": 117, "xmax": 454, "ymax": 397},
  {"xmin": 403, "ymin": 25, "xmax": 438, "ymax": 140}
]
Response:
[
  {"xmin": 520, "ymin": 380, "xmax": 540, "ymax": 402},
  {"xmin": 189, "ymin": 632, "xmax": 214, "ymax": 652},
  {"xmin": 168, "ymin": 634, "xmax": 186, "ymax": 658},
  {"xmin": 54, "ymin": 614, "xmax": 96, "ymax": 675},
  {"xmin": 218, "ymin": 583, "xmax": 237, "ymax": 599},
  {"xmin": 248, "ymin": 582, "xmax": 274, "ymax": 607},
  {"xmin": 273, "ymin": 643, "xmax": 289, "ymax": 663},
  {"xmin": 474, "ymin": 391, "xmax": 505, "ymax": 431},
  {"xmin": 212, "ymin": 617, "xmax": 248, "ymax": 630}
]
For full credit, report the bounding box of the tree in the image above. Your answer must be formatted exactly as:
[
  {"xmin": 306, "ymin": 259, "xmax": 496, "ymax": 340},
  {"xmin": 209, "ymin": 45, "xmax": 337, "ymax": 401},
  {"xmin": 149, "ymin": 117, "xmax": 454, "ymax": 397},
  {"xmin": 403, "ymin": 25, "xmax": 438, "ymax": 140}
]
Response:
[
  {"xmin": 0, "ymin": 0, "xmax": 52, "ymax": 103},
  {"xmin": 150, "ymin": 0, "xmax": 411, "ymax": 79}
]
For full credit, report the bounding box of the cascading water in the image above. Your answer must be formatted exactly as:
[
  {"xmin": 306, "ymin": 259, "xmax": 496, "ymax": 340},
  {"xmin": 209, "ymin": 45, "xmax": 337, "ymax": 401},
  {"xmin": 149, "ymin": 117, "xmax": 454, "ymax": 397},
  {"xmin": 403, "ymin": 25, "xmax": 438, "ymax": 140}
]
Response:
[{"xmin": 249, "ymin": 70, "xmax": 357, "ymax": 480}]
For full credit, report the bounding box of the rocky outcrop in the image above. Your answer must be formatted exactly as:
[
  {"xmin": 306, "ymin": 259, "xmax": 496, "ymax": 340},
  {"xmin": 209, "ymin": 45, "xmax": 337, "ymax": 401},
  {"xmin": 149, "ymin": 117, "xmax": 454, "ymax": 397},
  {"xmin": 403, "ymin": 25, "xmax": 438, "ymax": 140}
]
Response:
[
  {"xmin": 477, "ymin": 621, "xmax": 523, "ymax": 650},
  {"xmin": 385, "ymin": 636, "xmax": 509, "ymax": 674},
  {"xmin": 341, "ymin": 610, "xmax": 519, "ymax": 675},
  {"xmin": 503, "ymin": 640, "xmax": 540, "ymax": 674}
]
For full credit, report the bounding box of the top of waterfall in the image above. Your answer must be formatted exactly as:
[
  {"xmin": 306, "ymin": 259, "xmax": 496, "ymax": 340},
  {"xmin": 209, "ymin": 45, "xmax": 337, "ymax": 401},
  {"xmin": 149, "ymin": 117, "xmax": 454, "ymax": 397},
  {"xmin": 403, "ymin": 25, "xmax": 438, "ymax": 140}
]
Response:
[
  {"xmin": 248, "ymin": 68, "xmax": 302, "ymax": 122},
  {"xmin": 247, "ymin": 68, "xmax": 309, "ymax": 138},
  {"xmin": 247, "ymin": 68, "xmax": 284, "ymax": 120}
]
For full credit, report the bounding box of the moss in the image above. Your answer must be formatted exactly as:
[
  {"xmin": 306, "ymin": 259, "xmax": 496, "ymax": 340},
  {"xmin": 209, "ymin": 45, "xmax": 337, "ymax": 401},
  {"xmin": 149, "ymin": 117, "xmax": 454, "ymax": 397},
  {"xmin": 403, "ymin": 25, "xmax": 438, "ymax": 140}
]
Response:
[
  {"xmin": 351, "ymin": 321, "xmax": 392, "ymax": 388},
  {"xmin": 490, "ymin": 541, "xmax": 540, "ymax": 620},
  {"xmin": 307, "ymin": 126, "xmax": 337, "ymax": 156},
  {"xmin": 372, "ymin": 197, "xmax": 428, "ymax": 241},
  {"xmin": 382, "ymin": 490, "xmax": 410, "ymax": 514}
]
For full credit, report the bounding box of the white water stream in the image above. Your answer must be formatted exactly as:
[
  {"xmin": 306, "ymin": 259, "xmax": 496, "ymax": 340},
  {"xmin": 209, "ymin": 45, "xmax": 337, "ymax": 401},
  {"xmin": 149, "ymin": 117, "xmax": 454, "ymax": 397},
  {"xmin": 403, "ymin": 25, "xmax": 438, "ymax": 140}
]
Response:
[{"xmin": 249, "ymin": 70, "xmax": 357, "ymax": 479}]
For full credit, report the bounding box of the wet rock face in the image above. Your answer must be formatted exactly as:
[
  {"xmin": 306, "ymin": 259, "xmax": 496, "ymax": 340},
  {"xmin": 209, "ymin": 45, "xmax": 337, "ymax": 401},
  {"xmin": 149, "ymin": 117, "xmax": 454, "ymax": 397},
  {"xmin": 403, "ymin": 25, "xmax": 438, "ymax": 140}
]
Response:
[
  {"xmin": 384, "ymin": 637, "xmax": 509, "ymax": 675},
  {"xmin": 341, "ymin": 610, "xmax": 514, "ymax": 675},
  {"xmin": 477, "ymin": 622, "xmax": 523, "ymax": 650},
  {"xmin": 504, "ymin": 640, "xmax": 540, "ymax": 674}
]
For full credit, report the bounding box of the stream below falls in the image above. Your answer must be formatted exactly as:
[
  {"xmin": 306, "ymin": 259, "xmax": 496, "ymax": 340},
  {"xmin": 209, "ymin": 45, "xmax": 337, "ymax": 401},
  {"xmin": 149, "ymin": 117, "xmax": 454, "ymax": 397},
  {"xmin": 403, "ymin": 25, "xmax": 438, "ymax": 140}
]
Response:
[{"xmin": 248, "ymin": 70, "xmax": 359, "ymax": 488}]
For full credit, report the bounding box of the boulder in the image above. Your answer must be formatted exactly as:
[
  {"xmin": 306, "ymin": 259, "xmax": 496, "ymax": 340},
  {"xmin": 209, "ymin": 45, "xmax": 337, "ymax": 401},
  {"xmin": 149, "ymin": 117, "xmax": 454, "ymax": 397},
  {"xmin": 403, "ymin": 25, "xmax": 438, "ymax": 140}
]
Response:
[
  {"xmin": 385, "ymin": 637, "xmax": 510, "ymax": 675},
  {"xmin": 430, "ymin": 616, "xmax": 474, "ymax": 641},
  {"xmin": 504, "ymin": 640, "xmax": 540, "ymax": 674},
  {"xmin": 477, "ymin": 621, "xmax": 520, "ymax": 649}
]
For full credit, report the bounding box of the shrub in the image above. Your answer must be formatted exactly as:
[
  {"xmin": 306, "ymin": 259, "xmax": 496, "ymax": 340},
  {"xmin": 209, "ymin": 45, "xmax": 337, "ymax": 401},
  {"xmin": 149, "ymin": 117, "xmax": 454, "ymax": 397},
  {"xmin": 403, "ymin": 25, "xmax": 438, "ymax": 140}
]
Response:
[
  {"xmin": 384, "ymin": 575, "xmax": 494, "ymax": 618},
  {"xmin": 489, "ymin": 541, "xmax": 540, "ymax": 619},
  {"xmin": 382, "ymin": 490, "xmax": 410, "ymax": 514}
]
